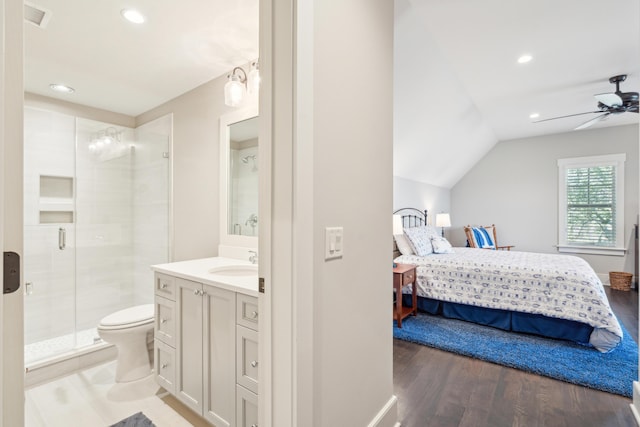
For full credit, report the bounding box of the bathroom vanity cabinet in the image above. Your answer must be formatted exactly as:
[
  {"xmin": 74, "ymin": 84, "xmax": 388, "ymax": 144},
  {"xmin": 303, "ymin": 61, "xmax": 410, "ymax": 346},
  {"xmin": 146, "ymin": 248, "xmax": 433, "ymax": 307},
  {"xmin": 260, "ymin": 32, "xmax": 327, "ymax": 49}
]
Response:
[{"xmin": 151, "ymin": 258, "xmax": 259, "ymax": 427}]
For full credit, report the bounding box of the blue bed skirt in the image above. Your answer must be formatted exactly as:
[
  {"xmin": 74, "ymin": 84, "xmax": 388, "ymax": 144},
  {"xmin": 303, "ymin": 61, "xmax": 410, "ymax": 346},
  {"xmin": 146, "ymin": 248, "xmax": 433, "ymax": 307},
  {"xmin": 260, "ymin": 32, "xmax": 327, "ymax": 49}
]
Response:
[{"xmin": 402, "ymin": 294, "xmax": 593, "ymax": 345}]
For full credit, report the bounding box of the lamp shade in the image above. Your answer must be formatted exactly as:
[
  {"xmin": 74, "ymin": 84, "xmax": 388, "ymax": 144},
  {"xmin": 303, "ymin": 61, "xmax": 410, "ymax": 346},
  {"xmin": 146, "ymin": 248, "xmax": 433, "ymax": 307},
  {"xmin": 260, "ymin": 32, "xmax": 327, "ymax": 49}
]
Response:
[
  {"xmin": 392, "ymin": 215, "xmax": 404, "ymax": 235},
  {"xmin": 435, "ymin": 213, "xmax": 451, "ymax": 228}
]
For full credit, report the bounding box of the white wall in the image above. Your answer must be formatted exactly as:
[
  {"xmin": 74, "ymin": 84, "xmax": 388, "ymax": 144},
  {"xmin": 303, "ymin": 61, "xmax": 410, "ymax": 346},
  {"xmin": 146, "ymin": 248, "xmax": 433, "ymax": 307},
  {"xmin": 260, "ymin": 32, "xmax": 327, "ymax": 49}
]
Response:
[
  {"xmin": 294, "ymin": 0, "xmax": 397, "ymax": 425},
  {"xmin": 393, "ymin": 175, "xmax": 450, "ymax": 225},
  {"xmin": 136, "ymin": 74, "xmax": 257, "ymax": 261},
  {"xmin": 451, "ymin": 124, "xmax": 639, "ymax": 282}
]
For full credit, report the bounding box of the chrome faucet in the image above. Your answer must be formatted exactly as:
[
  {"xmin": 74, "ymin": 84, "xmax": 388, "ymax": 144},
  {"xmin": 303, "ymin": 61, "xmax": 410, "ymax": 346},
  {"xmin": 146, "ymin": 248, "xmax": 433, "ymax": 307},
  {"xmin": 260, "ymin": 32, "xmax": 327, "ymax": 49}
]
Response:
[{"xmin": 248, "ymin": 250, "xmax": 258, "ymax": 264}]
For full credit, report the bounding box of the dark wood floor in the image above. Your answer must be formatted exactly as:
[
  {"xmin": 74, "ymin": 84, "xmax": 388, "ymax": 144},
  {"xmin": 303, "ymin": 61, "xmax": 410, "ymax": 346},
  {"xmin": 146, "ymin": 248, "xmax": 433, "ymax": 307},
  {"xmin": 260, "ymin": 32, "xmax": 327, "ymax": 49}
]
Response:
[{"xmin": 394, "ymin": 287, "xmax": 639, "ymax": 427}]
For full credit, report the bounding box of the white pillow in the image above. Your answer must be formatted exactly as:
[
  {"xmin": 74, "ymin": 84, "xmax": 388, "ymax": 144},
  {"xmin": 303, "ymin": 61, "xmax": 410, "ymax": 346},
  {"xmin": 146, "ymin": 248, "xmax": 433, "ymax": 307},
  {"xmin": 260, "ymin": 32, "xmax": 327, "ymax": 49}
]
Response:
[
  {"xmin": 431, "ymin": 236, "xmax": 454, "ymax": 254},
  {"xmin": 403, "ymin": 226, "xmax": 434, "ymax": 256},
  {"xmin": 394, "ymin": 234, "xmax": 414, "ymax": 256}
]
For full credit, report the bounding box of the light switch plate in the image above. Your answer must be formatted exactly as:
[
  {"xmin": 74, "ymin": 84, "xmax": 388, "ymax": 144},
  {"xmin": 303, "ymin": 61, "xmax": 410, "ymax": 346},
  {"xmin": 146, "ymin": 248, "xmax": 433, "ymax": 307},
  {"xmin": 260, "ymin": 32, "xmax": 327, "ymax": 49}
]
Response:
[{"xmin": 325, "ymin": 227, "xmax": 344, "ymax": 260}]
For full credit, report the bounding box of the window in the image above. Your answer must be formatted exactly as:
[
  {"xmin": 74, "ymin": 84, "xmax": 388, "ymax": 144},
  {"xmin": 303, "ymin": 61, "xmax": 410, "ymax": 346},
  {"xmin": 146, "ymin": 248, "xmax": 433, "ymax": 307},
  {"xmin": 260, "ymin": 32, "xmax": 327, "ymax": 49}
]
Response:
[{"xmin": 557, "ymin": 154, "xmax": 625, "ymax": 256}]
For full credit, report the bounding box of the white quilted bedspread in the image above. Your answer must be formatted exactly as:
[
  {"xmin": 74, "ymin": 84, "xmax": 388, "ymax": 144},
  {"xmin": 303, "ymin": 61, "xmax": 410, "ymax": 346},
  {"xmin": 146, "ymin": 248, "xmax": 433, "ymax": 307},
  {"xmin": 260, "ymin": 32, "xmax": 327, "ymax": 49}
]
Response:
[{"xmin": 395, "ymin": 248, "xmax": 623, "ymax": 352}]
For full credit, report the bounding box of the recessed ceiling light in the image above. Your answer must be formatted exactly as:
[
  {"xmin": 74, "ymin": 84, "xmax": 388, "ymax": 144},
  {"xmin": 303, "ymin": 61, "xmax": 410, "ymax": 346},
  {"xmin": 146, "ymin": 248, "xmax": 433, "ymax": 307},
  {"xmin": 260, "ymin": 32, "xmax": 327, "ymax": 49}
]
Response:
[
  {"xmin": 121, "ymin": 9, "xmax": 145, "ymax": 24},
  {"xmin": 529, "ymin": 113, "xmax": 540, "ymax": 119},
  {"xmin": 518, "ymin": 54, "xmax": 533, "ymax": 64},
  {"xmin": 49, "ymin": 84, "xmax": 75, "ymax": 94}
]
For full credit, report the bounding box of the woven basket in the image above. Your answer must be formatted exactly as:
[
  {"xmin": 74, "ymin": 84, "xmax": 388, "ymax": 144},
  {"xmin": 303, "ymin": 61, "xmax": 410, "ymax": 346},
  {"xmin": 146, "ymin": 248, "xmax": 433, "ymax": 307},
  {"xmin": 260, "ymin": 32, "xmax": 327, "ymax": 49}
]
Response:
[{"xmin": 609, "ymin": 271, "xmax": 633, "ymax": 291}]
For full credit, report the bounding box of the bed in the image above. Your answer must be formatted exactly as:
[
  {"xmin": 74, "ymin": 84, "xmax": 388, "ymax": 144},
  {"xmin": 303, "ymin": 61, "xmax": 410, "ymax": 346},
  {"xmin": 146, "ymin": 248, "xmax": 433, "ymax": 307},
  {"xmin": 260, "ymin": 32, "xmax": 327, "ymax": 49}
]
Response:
[{"xmin": 392, "ymin": 208, "xmax": 623, "ymax": 353}]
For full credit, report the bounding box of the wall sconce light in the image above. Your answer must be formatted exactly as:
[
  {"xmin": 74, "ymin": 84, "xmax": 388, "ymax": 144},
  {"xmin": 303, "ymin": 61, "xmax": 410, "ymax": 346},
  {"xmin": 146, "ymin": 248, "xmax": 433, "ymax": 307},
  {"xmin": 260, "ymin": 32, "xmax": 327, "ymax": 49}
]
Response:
[
  {"xmin": 224, "ymin": 67, "xmax": 247, "ymax": 107},
  {"xmin": 435, "ymin": 213, "xmax": 451, "ymax": 237},
  {"xmin": 248, "ymin": 61, "xmax": 260, "ymax": 94},
  {"xmin": 224, "ymin": 60, "xmax": 260, "ymax": 107}
]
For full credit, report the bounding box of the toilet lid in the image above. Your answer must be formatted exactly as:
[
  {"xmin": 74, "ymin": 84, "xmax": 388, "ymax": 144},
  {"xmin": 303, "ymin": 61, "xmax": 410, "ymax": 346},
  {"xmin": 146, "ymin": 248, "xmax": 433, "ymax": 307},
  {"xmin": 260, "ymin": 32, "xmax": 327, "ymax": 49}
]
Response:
[{"xmin": 100, "ymin": 304, "xmax": 154, "ymax": 327}]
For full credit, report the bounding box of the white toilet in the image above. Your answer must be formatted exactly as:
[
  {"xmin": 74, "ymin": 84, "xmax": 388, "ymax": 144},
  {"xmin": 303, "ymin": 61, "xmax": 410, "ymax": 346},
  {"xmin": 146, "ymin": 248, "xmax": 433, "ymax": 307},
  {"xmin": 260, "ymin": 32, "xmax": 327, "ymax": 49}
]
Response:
[{"xmin": 97, "ymin": 304, "xmax": 154, "ymax": 383}]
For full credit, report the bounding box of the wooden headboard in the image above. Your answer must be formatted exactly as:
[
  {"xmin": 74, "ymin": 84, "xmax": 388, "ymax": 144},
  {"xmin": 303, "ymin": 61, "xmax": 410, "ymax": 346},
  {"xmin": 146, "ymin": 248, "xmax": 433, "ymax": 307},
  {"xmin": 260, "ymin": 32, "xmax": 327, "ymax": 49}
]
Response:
[{"xmin": 392, "ymin": 208, "xmax": 428, "ymax": 259}]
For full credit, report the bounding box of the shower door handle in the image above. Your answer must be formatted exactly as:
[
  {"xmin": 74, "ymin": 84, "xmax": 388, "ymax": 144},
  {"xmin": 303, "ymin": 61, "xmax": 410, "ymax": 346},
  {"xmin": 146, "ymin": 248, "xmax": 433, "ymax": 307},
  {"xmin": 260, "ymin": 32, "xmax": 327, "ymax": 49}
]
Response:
[{"xmin": 58, "ymin": 227, "xmax": 66, "ymax": 250}]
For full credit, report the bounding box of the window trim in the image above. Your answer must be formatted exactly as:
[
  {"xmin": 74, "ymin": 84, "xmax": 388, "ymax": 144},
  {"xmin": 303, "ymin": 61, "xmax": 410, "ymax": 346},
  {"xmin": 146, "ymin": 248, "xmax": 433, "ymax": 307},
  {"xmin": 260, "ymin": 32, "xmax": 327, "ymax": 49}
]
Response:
[{"xmin": 557, "ymin": 153, "xmax": 626, "ymax": 257}]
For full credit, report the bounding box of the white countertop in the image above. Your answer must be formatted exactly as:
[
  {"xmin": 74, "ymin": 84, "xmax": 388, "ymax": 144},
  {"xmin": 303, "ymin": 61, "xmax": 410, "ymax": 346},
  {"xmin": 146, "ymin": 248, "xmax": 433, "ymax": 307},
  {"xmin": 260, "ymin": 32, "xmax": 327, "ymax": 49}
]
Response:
[{"xmin": 151, "ymin": 257, "xmax": 259, "ymax": 297}]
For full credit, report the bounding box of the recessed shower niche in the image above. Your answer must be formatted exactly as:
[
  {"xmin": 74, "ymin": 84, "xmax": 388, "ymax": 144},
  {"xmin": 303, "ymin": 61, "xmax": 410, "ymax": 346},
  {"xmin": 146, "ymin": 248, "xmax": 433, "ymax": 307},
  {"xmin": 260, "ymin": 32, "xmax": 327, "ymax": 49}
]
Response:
[
  {"xmin": 39, "ymin": 175, "xmax": 74, "ymax": 224},
  {"xmin": 23, "ymin": 107, "xmax": 171, "ymax": 366}
]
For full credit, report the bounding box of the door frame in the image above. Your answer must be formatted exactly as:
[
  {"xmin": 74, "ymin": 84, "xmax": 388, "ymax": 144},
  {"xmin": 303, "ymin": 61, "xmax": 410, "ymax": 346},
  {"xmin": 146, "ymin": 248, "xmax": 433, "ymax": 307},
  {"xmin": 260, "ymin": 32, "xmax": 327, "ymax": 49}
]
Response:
[{"xmin": 2, "ymin": 0, "xmax": 25, "ymax": 426}]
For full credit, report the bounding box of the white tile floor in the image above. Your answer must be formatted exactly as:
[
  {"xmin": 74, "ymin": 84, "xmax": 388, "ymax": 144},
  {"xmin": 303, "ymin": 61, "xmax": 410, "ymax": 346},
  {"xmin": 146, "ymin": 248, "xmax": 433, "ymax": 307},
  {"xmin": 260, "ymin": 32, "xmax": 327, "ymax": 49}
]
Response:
[{"xmin": 25, "ymin": 361, "xmax": 210, "ymax": 427}]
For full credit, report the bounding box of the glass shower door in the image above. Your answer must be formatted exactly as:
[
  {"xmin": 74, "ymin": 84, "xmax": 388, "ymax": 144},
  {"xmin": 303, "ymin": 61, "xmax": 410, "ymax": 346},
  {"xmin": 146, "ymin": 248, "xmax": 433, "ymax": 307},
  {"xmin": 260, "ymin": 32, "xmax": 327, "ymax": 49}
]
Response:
[{"xmin": 23, "ymin": 107, "xmax": 78, "ymax": 364}]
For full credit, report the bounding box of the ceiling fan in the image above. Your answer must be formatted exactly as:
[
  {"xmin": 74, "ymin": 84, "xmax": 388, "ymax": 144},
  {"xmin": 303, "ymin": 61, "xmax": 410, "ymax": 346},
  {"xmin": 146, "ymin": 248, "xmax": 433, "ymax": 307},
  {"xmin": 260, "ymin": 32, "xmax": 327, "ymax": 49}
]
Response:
[{"xmin": 534, "ymin": 74, "xmax": 639, "ymax": 130}]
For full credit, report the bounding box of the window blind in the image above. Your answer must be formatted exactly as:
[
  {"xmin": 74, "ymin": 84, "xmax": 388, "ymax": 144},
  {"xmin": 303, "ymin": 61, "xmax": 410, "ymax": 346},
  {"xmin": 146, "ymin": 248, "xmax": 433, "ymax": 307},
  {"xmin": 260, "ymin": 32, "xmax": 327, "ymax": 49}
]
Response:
[{"xmin": 565, "ymin": 165, "xmax": 616, "ymax": 246}]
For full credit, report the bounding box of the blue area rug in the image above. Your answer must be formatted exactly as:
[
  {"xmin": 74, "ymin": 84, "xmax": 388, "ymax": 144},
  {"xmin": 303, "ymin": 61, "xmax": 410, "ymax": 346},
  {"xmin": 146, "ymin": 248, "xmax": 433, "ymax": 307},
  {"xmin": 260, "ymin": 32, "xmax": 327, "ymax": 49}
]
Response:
[{"xmin": 394, "ymin": 314, "xmax": 638, "ymax": 397}]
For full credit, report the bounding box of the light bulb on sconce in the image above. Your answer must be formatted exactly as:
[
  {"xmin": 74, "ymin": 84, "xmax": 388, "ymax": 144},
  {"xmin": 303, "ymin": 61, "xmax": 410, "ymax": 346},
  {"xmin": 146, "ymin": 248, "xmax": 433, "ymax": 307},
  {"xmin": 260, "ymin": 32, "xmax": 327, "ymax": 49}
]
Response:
[
  {"xmin": 224, "ymin": 67, "xmax": 247, "ymax": 107},
  {"xmin": 224, "ymin": 60, "xmax": 260, "ymax": 107},
  {"xmin": 248, "ymin": 61, "xmax": 260, "ymax": 95}
]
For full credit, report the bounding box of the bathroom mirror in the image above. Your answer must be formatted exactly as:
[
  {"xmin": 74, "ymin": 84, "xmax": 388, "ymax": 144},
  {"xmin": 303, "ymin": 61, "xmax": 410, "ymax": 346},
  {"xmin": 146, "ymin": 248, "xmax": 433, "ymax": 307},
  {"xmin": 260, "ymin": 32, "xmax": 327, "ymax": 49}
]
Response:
[{"xmin": 220, "ymin": 107, "xmax": 259, "ymax": 249}]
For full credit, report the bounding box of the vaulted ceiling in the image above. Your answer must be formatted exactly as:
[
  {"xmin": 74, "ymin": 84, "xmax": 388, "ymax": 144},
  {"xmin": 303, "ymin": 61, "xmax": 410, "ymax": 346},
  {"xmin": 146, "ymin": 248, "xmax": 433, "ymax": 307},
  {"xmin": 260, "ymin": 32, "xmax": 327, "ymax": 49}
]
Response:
[{"xmin": 394, "ymin": 0, "xmax": 640, "ymax": 188}]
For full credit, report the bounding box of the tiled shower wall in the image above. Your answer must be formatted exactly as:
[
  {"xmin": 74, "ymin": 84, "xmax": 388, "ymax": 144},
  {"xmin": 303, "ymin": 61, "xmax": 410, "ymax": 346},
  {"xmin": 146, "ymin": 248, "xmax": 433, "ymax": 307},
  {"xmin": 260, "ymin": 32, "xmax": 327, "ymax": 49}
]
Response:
[
  {"xmin": 23, "ymin": 107, "xmax": 170, "ymax": 360},
  {"xmin": 230, "ymin": 140, "xmax": 259, "ymax": 237}
]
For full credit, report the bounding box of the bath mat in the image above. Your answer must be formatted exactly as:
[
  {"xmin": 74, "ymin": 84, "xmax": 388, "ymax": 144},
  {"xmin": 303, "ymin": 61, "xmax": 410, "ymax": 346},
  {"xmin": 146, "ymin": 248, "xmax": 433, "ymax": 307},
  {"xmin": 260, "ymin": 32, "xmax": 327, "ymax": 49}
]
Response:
[{"xmin": 110, "ymin": 412, "xmax": 156, "ymax": 427}]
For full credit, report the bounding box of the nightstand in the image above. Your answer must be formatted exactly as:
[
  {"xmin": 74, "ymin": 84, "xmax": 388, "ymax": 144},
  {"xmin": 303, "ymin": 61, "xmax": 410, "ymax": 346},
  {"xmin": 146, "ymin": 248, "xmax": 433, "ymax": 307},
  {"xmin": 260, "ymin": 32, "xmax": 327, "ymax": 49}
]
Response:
[{"xmin": 393, "ymin": 263, "xmax": 417, "ymax": 327}]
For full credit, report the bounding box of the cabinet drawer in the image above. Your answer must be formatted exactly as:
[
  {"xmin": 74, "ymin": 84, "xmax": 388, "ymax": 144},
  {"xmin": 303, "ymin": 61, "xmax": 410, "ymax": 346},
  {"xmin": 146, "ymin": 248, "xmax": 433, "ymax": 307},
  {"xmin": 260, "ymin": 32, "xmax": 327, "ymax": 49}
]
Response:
[
  {"xmin": 236, "ymin": 325, "xmax": 259, "ymax": 394},
  {"xmin": 402, "ymin": 269, "xmax": 416, "ymax": 286},
  {"xmin": 236, "ymin": 385, "xmax": 258, "ymax": 427},
  {"xmin": 155, "ymin": 296, "xmax": 175, "ymax": 347},
  {"xmin": 237, "ymin": 294, "xmax": 259, "ymax": 331},
  {"xmin": 155, "ymin": 273, "xmax": 175, "ymax": 300},
  {"xmin": 154, "ymin": 339, "xmax": 176, "ymax": 394}
]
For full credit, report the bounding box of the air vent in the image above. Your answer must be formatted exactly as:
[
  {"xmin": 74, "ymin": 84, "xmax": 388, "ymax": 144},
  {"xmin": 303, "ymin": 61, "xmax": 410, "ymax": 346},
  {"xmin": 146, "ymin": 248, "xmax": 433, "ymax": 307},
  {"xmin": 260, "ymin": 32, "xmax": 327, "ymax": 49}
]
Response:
[{"xmin": 24, "ymin": 2, "xmax": 51, "ymax": 29}]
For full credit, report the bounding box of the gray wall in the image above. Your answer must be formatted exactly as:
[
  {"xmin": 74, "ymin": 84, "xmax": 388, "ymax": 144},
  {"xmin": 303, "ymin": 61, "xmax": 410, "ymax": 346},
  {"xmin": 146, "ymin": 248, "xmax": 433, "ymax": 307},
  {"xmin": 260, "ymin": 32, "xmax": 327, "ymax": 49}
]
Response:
[
  {"xmin": 450, "ymin": 124, "xmax": 639, "ymax": 281},
  {"xmin": 393, "ymin": 176, "xmax": 450, "ymax": 225},
  {"xmin": 136, "ymin": 73, "xmax": 256, "ymax": 262}
]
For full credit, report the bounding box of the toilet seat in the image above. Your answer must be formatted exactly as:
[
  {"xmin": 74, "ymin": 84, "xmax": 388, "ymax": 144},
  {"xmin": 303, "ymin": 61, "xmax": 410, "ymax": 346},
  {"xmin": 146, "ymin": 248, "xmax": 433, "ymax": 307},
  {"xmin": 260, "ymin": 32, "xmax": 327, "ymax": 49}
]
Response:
[{"xmin": 98, "ymin": 304, "xmax": 154, "ymax": 330}]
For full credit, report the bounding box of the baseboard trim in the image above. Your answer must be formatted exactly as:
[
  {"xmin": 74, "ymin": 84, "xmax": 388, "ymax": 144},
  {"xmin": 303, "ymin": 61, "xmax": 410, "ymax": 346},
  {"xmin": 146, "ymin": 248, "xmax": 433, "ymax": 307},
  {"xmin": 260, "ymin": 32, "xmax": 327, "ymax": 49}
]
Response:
[
  {"xmin": 631, "ymin": 382, "xmax": 640, "ymax": 426},
  {"xmin": 367, "ymin": 395, "xmax": 399, "ymax": 427}
]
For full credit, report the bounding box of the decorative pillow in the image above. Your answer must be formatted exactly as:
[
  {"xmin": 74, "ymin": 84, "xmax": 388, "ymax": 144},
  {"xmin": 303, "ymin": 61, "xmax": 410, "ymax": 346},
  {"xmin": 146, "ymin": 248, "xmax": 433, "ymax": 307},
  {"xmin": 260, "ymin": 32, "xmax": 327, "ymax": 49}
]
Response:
[
  {"xmin": 431, "ymin": 236, "xmax": 454, "ymax": 254},
  {"xmin": 471, "ymin": 227, "xmax": 495, "ymax": 249},
  {"xmin": 403, "ymin": 226, "xmax": 434, "ymax": 256},
  {"xmin": 394, "ymin": 234, "xmax": 415, "ymax": 256}
]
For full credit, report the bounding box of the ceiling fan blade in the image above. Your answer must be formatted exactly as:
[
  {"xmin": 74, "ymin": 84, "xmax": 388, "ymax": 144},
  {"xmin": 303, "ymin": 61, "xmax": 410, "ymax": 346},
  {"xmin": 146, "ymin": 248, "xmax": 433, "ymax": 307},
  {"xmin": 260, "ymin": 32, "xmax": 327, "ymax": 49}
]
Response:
[
  {"xmin": 532, "ymin": 111, "xmax": 602, "ymax": 123},
  {"xmin": 594, "ymin": 92, "xmax": 623, "ymax": 107},
  {"xmin": 574, "ymin": 113, "xmax": 610, "ymax": 130}
]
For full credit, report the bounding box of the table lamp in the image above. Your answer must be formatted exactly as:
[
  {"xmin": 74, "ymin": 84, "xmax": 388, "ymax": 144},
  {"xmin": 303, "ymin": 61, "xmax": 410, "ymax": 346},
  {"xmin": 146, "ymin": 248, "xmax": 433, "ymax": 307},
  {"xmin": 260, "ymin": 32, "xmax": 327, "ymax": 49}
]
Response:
[{"xmin": 435, "ymin": 213, "xmax": 451, "ymax": 238}]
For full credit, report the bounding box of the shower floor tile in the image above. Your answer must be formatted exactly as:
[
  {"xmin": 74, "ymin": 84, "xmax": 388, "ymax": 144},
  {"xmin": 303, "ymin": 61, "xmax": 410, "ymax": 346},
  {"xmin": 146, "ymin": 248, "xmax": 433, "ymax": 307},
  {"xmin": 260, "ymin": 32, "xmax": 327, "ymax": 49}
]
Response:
[
  {"xmin": 25, "ymin": 328, "xmax": 100, "ymax": 365},
  {"xmin": 25, "ymin": 361, "xmax": 210, "ymax": 427}
]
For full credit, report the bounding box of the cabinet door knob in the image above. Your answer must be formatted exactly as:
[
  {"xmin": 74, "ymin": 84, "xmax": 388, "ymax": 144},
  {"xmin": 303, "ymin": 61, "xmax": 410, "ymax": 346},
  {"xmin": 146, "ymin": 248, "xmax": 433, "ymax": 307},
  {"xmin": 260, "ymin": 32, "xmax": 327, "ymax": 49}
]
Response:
[
  {"xmin": 250, "ymin": 360, "xmax": 258, "ymax": 368},
  {"xmin": 160, "ymin": 283, "xmax": 168, "ymax": 289},
  {"xmin": 160, "ymin": 318, "xmax": 167, "ymax": 324},
  {"xmin": 161, "ymin": 363, "xmax": 168, "ymax": 369},
  {"xmin": 251, "ymin": 310, "xmax": 258, "ymax": 319}
]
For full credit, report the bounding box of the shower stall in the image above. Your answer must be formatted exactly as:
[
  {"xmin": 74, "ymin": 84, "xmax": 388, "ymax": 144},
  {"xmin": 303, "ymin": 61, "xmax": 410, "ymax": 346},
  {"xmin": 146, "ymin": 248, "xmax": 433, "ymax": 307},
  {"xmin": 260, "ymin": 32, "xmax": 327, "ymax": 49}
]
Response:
[{"xmin": 23, "ymin": 107, "xmax": 171, "ymax": 366}]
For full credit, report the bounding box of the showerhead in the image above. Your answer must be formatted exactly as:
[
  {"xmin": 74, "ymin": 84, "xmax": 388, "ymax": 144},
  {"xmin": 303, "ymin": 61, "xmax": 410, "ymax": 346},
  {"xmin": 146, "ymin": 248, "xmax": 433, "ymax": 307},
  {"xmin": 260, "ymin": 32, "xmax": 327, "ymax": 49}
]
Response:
[{"xmin": 241, "ymin": 154, "xmax": 257, "ymax": 164}]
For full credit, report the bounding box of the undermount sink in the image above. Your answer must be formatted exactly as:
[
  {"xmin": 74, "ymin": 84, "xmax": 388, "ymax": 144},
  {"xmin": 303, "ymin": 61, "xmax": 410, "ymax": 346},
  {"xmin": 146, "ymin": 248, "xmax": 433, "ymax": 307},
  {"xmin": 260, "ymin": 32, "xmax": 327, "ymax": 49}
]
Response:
[{"xmin": 208, "ymin": 264, "xmax": 258, "ymax": 277}]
